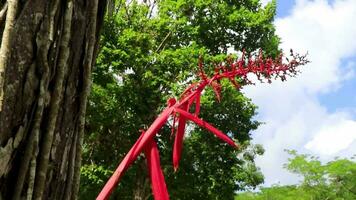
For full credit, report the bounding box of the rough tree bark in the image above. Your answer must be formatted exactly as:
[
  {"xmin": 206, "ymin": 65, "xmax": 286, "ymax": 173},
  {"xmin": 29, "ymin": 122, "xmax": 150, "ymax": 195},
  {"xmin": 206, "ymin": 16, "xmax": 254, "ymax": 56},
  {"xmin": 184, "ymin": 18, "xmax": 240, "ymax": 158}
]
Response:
[{"xmin": 0, "ymin": 0, "xmax": 106, "ymax": 199}]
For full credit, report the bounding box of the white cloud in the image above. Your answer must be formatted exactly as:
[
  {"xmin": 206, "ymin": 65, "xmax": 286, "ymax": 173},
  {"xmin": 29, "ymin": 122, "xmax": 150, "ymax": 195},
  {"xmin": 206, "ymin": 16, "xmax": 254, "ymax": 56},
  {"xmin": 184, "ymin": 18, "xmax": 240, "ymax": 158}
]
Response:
[
  {"xmin": 242, "ymin": 0, "xmax": 356, "ymax": 186},
  {"xmin": 305, "ymin": 118, "xmax": 356, "ymax": 155},
  {"xmin": 260, "ymin": 0, "xmax": 272, "ymax": 7}
]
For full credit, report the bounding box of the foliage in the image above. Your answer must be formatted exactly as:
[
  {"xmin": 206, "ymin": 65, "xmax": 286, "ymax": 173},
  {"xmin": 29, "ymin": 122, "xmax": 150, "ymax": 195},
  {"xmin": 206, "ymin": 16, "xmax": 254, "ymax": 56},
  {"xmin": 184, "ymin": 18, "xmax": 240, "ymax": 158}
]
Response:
[
  {"xmin": 80, "ymin": 164, "xmax": 113, "ymax": 199},
  {"xmin": 236, "ymin": 185, "xmax": 313, "ymax": 200},
  {"xmin": 236, "ymin": 151, "xmax": 356, "ymax": 200},
  {"xmin": 80, "ymin": 0, "xmax": 281, "ymax": 199}
]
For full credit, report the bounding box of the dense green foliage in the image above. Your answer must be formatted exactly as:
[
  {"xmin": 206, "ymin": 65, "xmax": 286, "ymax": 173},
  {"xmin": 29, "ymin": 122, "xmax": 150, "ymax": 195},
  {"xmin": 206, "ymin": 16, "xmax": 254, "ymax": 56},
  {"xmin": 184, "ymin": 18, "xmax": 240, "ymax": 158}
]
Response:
[
  {"xmin": 236, "ymin": 151, "xmax": 356, "ymax": 200},
  {"xmin": 80, "ymin": 0, "xmax": 280, "ymax": 199}
]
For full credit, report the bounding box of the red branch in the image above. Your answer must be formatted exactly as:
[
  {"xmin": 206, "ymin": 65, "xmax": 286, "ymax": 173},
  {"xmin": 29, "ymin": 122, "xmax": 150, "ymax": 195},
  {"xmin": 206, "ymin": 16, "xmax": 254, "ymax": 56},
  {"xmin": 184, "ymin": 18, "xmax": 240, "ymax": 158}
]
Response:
[{"xmin": 96, "ymin": 50, "xmax": 309, "ymax": 200}]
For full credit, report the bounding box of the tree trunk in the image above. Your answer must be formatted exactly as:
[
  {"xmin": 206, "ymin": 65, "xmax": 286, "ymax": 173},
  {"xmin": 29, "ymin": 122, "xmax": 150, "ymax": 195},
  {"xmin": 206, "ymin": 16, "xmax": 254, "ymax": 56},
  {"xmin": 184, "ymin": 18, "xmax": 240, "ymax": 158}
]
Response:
[
  {"xmin": 0, "ymin": 0, "xmax": 106, "ymax": 199},
  {"xmin": 133, "ymin": 161, "xmax": 151, "ymax": 200}
]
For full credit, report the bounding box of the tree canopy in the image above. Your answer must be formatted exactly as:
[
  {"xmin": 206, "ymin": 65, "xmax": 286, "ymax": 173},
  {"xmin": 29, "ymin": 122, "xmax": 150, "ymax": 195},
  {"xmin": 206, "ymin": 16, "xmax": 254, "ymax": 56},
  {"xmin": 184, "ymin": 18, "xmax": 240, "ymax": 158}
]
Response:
[{"xmin": 80, "ymin": 0, "xmax": 280, "ymax": 199}]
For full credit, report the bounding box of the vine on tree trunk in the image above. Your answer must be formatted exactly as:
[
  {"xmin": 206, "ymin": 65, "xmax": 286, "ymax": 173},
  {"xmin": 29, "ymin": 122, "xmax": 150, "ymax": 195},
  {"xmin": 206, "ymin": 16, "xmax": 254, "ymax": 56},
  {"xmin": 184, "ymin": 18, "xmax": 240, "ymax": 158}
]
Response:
[{"xmin": 0, "ymin": 0, "xmax": 107, "ymax": 199}]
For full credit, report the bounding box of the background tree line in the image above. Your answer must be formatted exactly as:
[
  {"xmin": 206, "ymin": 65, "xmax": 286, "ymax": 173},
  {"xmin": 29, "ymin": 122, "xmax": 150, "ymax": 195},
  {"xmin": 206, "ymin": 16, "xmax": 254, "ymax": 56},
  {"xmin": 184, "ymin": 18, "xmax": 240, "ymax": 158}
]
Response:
[{"xmin": 237, "ymin": 151, "xmax": 356, "ymax": 200}]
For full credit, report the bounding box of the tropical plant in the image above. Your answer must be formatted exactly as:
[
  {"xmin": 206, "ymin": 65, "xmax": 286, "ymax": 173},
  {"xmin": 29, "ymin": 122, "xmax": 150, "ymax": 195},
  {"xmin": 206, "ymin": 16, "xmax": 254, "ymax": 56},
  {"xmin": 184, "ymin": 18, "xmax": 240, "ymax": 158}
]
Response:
[{"xmin": 81, "ymin": 0, "xmax": 293, "ymax": 199}]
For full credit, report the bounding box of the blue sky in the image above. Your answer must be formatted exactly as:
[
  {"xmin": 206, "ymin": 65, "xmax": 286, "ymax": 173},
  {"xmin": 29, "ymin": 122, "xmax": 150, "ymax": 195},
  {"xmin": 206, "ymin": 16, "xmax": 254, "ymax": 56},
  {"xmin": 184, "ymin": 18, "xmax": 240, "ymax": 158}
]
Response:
[
  {"xmin": 276, "ymin": 0, "xmax": 295, "ymax": 17},
  {"xmin": 276, "ymin": 0, "xmax": 356, "ymax": 118},
  {"xmin": 244, "ymin": 0, "xmax": 356, "ymax": 186},
  {"xmin": 276, "ymin": 0, "xmax": 335, "ymax": 17},
  {"xmin": 319, "ymin": 56, "xmax": 356, "ymax": 117}
]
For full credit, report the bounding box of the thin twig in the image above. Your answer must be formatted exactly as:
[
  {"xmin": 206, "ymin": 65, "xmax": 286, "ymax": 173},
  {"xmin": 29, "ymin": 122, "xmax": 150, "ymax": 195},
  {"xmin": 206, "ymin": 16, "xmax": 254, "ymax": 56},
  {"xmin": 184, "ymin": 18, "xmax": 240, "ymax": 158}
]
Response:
[{"xmin": 142, "ymin": 31, "xmax": 172, "ymax": 70}]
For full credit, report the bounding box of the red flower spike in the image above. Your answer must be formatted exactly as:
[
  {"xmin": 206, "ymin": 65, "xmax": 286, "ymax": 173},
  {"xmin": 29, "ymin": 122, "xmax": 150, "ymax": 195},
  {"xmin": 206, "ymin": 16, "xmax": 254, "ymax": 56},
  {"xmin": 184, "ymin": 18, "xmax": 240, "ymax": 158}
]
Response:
[
  {"xmin": 144, "ymin": 138, "xmax": 170, "ymax": 200},
  {"xmin": 175, "ymin": 108, "xmax": 238, "ymax": 148},
  {"xmin": 228, "ymin": 77, "xmax": 241, "ymax": 89},
  {"xmin": 210, "ymin": 81, "xmax": 222, "ymax": 102},
  {"xmin": 173, "ymin": 102, "xmax": 188, "ymax": 171},
  {"xmin": 181, "ymin": 83, "xmax": 197, "ymax": 98},
  {"xmin": 185, "ymin": 91, "xmax": 202, "ymax": 116},
  {"xmin": 98, "ymin": 49, "xmax": 308, "ymax": 200},
  {"xmin": 167, "ymin": 98, "xmax": 176, "ymax": 107}
]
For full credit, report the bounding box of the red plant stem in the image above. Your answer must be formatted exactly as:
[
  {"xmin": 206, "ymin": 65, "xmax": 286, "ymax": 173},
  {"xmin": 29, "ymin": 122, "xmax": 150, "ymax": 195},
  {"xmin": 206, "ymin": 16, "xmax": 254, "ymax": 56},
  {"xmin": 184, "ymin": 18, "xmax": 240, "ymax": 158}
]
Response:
[
  {"xmin": 96, "ymin": 107, "xmax": 174, "ymax": 200},
  {"xmin": 175, "ymin": 108, "xmax": 238, "ymax": 148},
  {"xmin": 144, "ymin": 138, "xmax": 170, "ymax": 200},
  {"xmin": 173, "ymin": 102, "xmax": 188, "ymax": 171}
]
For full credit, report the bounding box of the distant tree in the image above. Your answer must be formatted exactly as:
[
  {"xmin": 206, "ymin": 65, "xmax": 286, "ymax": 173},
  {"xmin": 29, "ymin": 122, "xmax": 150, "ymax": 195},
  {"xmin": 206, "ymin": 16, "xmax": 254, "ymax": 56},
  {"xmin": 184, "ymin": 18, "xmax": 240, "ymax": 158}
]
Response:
[
  {"xmin": 286, "ymin": 150, "xmax": 356, "ymax": 199},
  {"xmin": 236, "ymin": 185, "xmax": 312, "ymax": 200},
  {"xmin": 236, "ymin": 151, "xmax": 356, "ymax": 200}
]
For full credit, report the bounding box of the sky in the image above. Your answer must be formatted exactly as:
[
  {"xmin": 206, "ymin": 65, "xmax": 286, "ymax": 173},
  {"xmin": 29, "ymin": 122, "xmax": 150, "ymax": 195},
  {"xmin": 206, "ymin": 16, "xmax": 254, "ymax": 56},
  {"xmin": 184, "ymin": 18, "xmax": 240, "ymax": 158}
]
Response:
[{"xmin": 242, "ymin": 0, "xmax": 356, "ymax": 186}]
